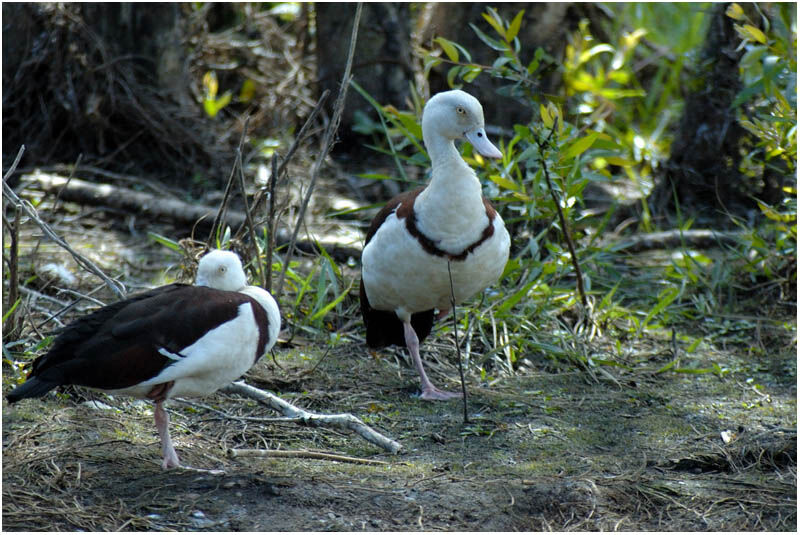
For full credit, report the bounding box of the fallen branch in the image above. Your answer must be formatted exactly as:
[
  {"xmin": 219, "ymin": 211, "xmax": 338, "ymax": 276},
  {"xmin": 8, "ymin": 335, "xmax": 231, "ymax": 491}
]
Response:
[
  {"xmin": 606, "ymin": 229, "xmax": 743, "ymax": 253},
  {"xmin": 3, "ymin": 149, "xmax": 126, "ymax": 299},
  {"xmin": 221, "ymin": 380, "xmax": 402, "ymax": 454},
  {"xmin": 21, "ymin": 171, "xmax": 362, "ymax": 262},
  {"xmin": 228, "ymin": 449, "xmax": 390, "ymax": 465},
  {"xmin": 26, "ymin": 171, "xmax": 243, "ymax": 230}
]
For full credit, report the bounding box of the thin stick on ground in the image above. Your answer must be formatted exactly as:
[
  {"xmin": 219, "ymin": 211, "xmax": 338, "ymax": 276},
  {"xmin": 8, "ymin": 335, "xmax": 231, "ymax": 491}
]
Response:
[
  {"xmin": 3, "ymin": 146, "xmax": 126, "ymax": 299},
  {"xmin": 228, "ymin": 449, "xmax": 390, "ymax": 465},
  {"xmin": 221, "ymin": 380, "xmax": 402, "ymax": 454},
  {"xmin": 274, "ymin": 2, "xmax": 363, "ymax": 299}
]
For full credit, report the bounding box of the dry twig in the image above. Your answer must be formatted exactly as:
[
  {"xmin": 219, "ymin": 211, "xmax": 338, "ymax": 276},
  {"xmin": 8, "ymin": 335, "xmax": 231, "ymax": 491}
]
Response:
[
  {"xmin": 221, "ymin": 380, "xmax": 402, "ymax": 454},
  {"xmin": 274, "ymin": 2, "xmax": 363, "ymax": 299},
  {"xmin": 228, "ymin": 448, "xmax": 390, "ymax": 465},
  {"xmin": 3, "ymin": 146, "xmax": 126, "ymax": 299}
]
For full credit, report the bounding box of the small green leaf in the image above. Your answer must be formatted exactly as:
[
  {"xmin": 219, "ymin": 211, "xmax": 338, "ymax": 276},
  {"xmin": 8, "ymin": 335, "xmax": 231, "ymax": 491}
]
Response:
[
  {"xmin": 497, "ymin": 279, "xmax": 537, "ymax": 314},
  {"xmin": 488, "ymin": 174, "xmax": 519, "ymax": 191},
  {"xmin": 737, "ymin": 23, "xmax": 768, "ymax": 44},
  {"xmin": 309, "ymin": 281, "xmax": 353, "ymax": 322},
  {"xmin": 482, "ymin": 10, "xmax": 506, "ymax": 38},
  {"xmin": 655, "ymin": 360, "xmax": 677, "ymax": 374},
  {"xmin": 642, "ymin": 287, "xmax": 680, "ymax": 331},
  {"xmin": 726, "ymin": 3, "xmax": 745, "ymax": 20},
  {"xmin": 462, "ymin": 65, "xmax": 482, "ymax": 83},
  {"xmin": 239, "ymin": 78, "xmax": 256, "ymax": 102},
  {"xmin": 602, "ymin": 156, "xmax": 636, "ymax": 167},
  {"xmin": 506, "ymin": 10, "xmax": 525, "ymax": 42},
  {"xmin": 423, "ymin": 55, "xmax": 443, "ymax": 78},
  {"xmin": 434, "ymin": 37, "xmax": 459, "ymax": 63},
  {"xmin": 562, "ymin": 132, "xmax": 599, "ymax": 160},
  {"xmin": 446, "ymin": 65, "xmax": 461, "ymax": 88},
  {"xmin": 148, "ymin": 231, "xmax": 181, "ymax": 252},
  {"xmin": 470, "ymin": 23, "xmax": 507, "ymax": 51},
  {"xmin": 386, "ymin": 109, "xmax": 423, "ymax": 139},
  {"xmin": 204, "ymin": 91, "xmax": 232, "ymax": 118},
  {"xmin": 2, "ymin": 298, "xmax": 20, "ymax": 324},
  {"xmin": 597, "ymin": 88, "xmax": 646, "ymax": 99},
  {"xmin": 540, "ymin": 103, "xmax": 553, "ymax": 129}
]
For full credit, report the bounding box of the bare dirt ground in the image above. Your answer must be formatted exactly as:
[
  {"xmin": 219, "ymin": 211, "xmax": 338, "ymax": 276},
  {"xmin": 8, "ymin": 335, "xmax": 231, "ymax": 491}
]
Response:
[{"xmin": 2, "ymin": 189, "xmax": 797, "ymax": 532}]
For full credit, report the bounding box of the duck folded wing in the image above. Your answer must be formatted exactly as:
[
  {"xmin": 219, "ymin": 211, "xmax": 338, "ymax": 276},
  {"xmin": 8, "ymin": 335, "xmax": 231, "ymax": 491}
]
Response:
[{"xmin": 19, "ymin": 286, "xmax": 259, "ymax": 393}]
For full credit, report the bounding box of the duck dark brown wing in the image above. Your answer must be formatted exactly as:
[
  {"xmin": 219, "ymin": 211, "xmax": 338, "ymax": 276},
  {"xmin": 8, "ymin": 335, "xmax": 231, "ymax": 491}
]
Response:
[{"xmin": 7, "ymin": 285, "xmax": 254, "ymax": 400}]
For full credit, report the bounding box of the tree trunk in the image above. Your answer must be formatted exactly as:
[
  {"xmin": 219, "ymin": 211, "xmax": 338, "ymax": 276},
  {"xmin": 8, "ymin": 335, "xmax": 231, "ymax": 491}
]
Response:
[
  {"xmin": 649, "ymin": 3, "xmax": 760, "ymax": 223},
  {"xmin": 315, "ymin": 2, "xmax": 413, "ymax": 149}
]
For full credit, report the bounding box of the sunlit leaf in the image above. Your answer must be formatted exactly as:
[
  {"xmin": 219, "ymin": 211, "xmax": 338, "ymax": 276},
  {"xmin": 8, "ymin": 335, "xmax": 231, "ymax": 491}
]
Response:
[
  {"xmin": 598, "ymin": 88, "xmax": 646, "ymax": 99},
  {"xmin": 757, "ymin": 200, "xmax": 796, "ymax": 223},
  {"xmin": 602, "ymin": 156, "xmax": 636, "ymax": 167},
  {"xmin": 622, "ymin": 28, "xmax": 648, "ymax": 50},
  {"xmin": 726, "ymin": 3, "xmax": 745, "ymax": 21},
  {"xmin": 482, "ymin": 9, "xmax": 506, "ymax": 38},
  {"xmin": 202, "ymin": 71, "xmax": 218, "ymax": 99},
  {"xmin": 562, "ymin": 132, "xmax": 599, "ymax": 160},
  {"xmin": 435, "ymin": 37, "xmax": 459, "ymax": 63},
  {"xmin": 239, "ymin": 78, "xmax": 256, "ymax": 102},
  {"xmin": 540, "ymin": 103, "xmax": 553, "ymax": 129},
  {"xmin": 506, "ymin": 10, "xmax": 525, "ymax": 42},
  {"xmin": 578, "ymin": 44, "xmax": 615, "ymax": 65},
  {"xmin": 488, "ymin": 174, "xmax": 519, "ymax": 191},
  {"xmin": 735, "ymin": 23, "xmax": 768, "ymax": 44}
]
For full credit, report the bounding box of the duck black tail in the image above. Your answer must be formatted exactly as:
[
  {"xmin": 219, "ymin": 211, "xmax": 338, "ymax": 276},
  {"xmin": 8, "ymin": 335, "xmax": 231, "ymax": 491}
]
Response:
[
  {"xmin": 7, "ymin": 378, "xmax": 59, "ymax": 404},
  {"xmin": 360, "ymin": 279, "xmax": 434, "ymax": 348}
]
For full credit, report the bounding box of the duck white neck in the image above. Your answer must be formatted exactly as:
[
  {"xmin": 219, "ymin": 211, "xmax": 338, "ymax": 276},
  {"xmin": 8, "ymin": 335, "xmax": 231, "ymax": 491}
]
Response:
[{"xmin": 414, "ymin": 135, "xmax": 488, "ymax": 251}]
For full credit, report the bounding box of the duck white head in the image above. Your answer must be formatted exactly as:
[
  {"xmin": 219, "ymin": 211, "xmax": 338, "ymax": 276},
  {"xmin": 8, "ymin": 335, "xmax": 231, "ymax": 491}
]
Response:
[
  {"xmin": 195, "ymin": 250, "xmax": 247, "ymax": 291},
  {"xmin": 421, "ymin": 90, "xmax": 502, "ymax": 160}
]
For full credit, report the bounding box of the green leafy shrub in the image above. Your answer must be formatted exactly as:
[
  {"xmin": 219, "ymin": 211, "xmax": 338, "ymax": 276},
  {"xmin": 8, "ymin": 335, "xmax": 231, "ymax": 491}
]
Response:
[{"xmin": 355, "ymin": 5, "xmax": 796, "ymax": 378}]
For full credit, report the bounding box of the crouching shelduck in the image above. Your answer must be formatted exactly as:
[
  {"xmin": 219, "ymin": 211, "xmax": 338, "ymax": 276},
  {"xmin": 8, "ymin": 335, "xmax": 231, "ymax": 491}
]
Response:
[
  {"xmin": 6, "ymin": 250, "xmax": 280, "ymax": 470},
  {"xmin": 360, "ymin": 90, "xmax": 511, "ymax": 401}
]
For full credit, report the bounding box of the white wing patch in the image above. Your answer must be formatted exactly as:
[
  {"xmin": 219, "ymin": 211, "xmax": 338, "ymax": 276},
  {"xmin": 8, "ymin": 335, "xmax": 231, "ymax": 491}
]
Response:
[
  {"xmin": 158, "ymin": 347, "xmax": 185, "ymax": 361},
  {"xmin": 137, "ymin": 302, "xmax": 261, "ymax": 398}
]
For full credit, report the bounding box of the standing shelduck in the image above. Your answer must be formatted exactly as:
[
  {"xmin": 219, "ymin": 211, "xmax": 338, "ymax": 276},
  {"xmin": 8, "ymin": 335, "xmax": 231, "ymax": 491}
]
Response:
[
  {"xmin": 6, "ymin": 250, "xmax": 280, "ymax": 469},
  {"xmin": 360, "ymin": 89, "xmax": 510, "ymax": 400}
]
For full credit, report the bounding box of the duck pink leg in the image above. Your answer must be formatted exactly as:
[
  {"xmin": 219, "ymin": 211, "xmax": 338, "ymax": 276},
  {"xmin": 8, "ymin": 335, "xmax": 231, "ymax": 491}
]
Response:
[
  {"xmin": 154, "ymin": 400, "xmax": 181, "ymax": 469},
  {"xmin": 403, "ymin": 321, "xmax": 462, "ymax": 401}
]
